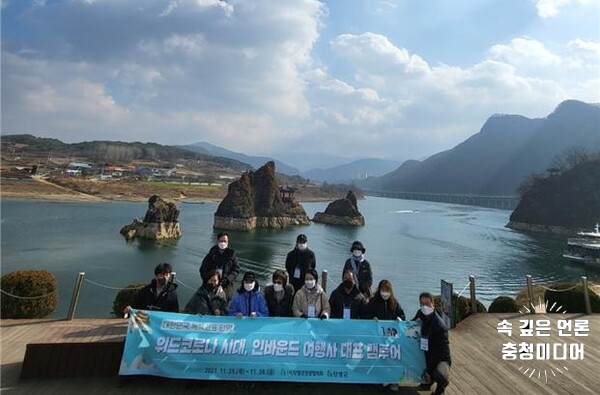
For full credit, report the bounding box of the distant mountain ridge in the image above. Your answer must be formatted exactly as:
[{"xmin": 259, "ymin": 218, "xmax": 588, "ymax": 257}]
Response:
[
  {"xmin": 181, "ymin": 142, "xmax": 301, "ymax": 176},
  {"xmin": 304, "ymin": 158, "xmax": 402, "ymax": 182},
  {"xmin": 1, "ymin": 134, "xmax": 252, "ymax": 171},
  {"xmin": 364, "ymin": 100, "xmax": 600, "ymax": 195}
]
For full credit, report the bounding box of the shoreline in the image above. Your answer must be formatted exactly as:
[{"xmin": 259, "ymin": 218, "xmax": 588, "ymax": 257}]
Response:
[{"xmin": 0, "ymin": 192, "xmax": 334, "ymax": 204}]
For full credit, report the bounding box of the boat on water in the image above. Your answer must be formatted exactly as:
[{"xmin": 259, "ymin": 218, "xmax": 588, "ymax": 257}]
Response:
[{"xmin": 562, "ymin": 223, "xmax": 600, "ymax": 268}]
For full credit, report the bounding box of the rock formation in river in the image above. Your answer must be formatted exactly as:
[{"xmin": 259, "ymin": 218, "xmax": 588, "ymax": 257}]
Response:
[
  {"xmin": 120, "ymin": 195, "xmax": 182, "ymax": 240},
  {"xmin": 312, "ymin": 190, "xmax": 365, "ymax": 226},
  {"xmin": 213, "ymin": 161, "xmax": 311, "ymax": 231}
]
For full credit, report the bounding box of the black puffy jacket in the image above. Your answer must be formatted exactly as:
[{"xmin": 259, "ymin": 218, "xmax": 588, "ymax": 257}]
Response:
[{"xmin": 133, "ymin": 280, "xmax": 179, "ymax": 313}]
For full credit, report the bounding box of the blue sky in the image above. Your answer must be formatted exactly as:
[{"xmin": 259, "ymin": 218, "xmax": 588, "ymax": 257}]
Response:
[{"xmin": 2, "ymin": 0, "xmax": 599, "ymax": 164}]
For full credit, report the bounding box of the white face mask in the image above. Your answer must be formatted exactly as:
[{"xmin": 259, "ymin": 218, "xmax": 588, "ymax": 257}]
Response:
[
  {"xmin": 380, "ymin": 292, "xmax": 391, "ymax": 300},
  {"xmin": 305, "ymin": 280, "xmax": 316, "ymax": 289},
  {"xmin": 218, "ymin": 242, "xmax": 228, "ymax": 250},
  {"xmin": 244, "ymin": 282, "xmax": 255, "ymax": 292},
  {"xmin": 273, "ymin": 283, "xmax": 284, "ymax": 292},
  {"xmin": 421, "ymin": 305, "xmax": 434, "ymax": 316},
  {"xmin": 297, "ymin": 243, "xmax": 307, "ymax": 250},
  {"xmin": 352, "ymin": 250, "xmax": 363, "ymax": 258}
]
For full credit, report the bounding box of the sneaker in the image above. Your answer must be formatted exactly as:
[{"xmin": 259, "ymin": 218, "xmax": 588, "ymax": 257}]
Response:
[{"xmin": 389, "ymin": 384, "xmax": 399, "ymax": 392}]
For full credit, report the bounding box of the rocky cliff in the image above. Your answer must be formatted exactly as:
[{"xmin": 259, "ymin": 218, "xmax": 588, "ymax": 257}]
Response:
[
  {"xmin": 213, "ymin": 161, "xmax": 311, "ymax": 231},
  {"xmin": 507, "ymin": 159, "xmax": 600, "ymax": 233},
  {"xmin": 120, "ymin": 195, "xmax": 182, "ymax": 240},
  {"xmin": 312, "ymin": 190, "xmax": 365, "ymax": 226}
]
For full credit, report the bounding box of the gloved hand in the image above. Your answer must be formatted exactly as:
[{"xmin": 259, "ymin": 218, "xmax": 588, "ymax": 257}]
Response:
[
  {"xmin": 319, "ymin": 313, "xmax": 328, "ymax": 320},
  {"xmin": 220, "ymin": 278, "xmax": 230, "ymax": 287},
  {"xmin": 300, "ymin": 314, "xmax": 308, "ymax": 319}
]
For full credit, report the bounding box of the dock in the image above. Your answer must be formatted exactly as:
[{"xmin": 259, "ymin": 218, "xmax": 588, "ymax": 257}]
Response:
[{"xmin": 1, "ymin": 314, "xmax": 598, "ymax": 394}]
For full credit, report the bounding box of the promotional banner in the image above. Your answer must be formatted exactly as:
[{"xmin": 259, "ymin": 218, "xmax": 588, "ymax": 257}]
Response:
[
  {"xmin": 119, "ymin": 310, "xmax": 425, "ymax": 384},
  {"xmin": 441, "ymin": 279, "xmax": 454, "ymax": 329}
]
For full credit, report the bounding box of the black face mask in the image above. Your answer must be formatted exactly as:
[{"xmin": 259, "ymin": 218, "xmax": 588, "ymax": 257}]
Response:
[
  {"xmin": 343, "ymin": 280, "xmax": 354, "ymax": 289},
  {"xmin": 157, "ymin": 277, "xmax": 167, "ymax": 287},
  {"xmin": 205, "ymin": 283, "xmax": 217, "ymax": 291}
]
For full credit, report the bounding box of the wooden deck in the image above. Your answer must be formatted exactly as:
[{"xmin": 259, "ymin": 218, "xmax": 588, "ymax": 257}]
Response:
[{"xmin": 1, "ymin": 314, "xmax": 598, "ymax": 394}]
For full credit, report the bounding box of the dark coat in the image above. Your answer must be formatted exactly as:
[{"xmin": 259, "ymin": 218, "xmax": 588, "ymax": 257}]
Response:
[
  {"xmin": 200, "ymin": 245, "xmax": 240, "ymax": 299},
  {"xmin": 366, "ymin": 295, "xmax": 406, "ymax": 321},
  {"xmin": 184, "ymin": 285, "xmax": 228, "ymax": 316},
  {"xmin": 285, "ymin": 248, "xmax": 317, "ymax": 291},
  {"xmin": 421, "ymin": 312, "xmax": 452, "ymax": 371},
  {"xmin": 328, "ymin": 283, "xmax": 368, "ymax": 319},
  {"xmin": 133, "ymin": 280, "xmax": 179, "ymax": 313},
  {"xmin": 342, "ymin": 258, "xmax": 373, "ymax": 296},
  {"xmin": 263, "ymin": 284, "xmax": 295, "ymax": 317}
]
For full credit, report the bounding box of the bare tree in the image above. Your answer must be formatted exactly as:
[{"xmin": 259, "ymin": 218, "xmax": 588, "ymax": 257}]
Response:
[{"xmin": 550, "ymin": 146, "xmax": 591, "ymax": 171}]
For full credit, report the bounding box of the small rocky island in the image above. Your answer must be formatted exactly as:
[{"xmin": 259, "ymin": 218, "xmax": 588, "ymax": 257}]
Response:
[
  {"xmin": 120, "ymin": 195, "xmax": 182, "ymax": 240},
  {"xmin": 312, "ymin": 190, "xmax": 365, "ymax": 226},
  {"xmin": 213, "ymin": 161, "xmax": 311, "ymax": 231},
  {"xmin": 507, "ymin": 158, "xmax": 600, "ymax": 234}
]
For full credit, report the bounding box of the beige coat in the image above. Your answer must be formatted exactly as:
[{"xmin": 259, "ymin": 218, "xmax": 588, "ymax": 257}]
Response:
[{"xmin": 292, "ymin": 285, "xmax": 331, "ymax": 318}]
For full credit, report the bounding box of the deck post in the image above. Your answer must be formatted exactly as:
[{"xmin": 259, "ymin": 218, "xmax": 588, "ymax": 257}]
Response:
[
  {"xmin": 526, "ymin": 275, "xmax": 535, "ymax": 314},
  {"xmin": 321, "ymin": 270, "xmax": 328, "ymax": 293},
  {"xmin": 67, "ymin": 272, "xmax": 85, "ymax": 321},
  {"xmin": 469, "ymin": 276, "xmax": 477, "ymax": 314},
  {"xmin": 582, "ymin": 276, "xmax": 592, "ymax": 315}
]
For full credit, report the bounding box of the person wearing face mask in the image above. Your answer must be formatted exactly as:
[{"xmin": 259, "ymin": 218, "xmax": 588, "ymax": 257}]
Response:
[
  {"xmin": 262, "ymin": 269, "xmax": 295, "ymax": 317},
  {"xmin": 417, "ymin": 292, "xmax": 451, "ymax": 395},
  {"xmin": 292, "ymin": 269, "xmax": 330, "ymax": 319},
  {"xmin": 184, "ymin": 269, "xmax": 228, "ymax": 316},
  {"xmin": 328, "ymin": 269, "xmax": 368, "ymax": 319},
  {"xmin": 200, "ymin": 232, "xmax": 240, "ymax": 302},
  {"xmin": 366, "ymin": 280, "xmax": 406, "ymax": 321},
  {"xmin": 342, "ymin": 241, "xmax": 373, "ymax": 299},
  {"xmin": 228, "ymin": 271, "xmax": 269, "ymax": 317},
  {"xmin": 125, "ymin": 262, "xmax": 179, "ymax": 314},
  {"xmin": 285, "ymin": 234, "xmax": 317, "ymax": 292}
]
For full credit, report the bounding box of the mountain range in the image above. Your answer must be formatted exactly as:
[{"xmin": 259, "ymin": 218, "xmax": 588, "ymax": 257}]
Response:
[
  {"xmin": 180, "ymin": 142, "xmax": 302, "ymax": 176},
  {"xmin": 362, "ymin": 100, "xmax": 600, "ymax": 195},
  {"xmin": 303, "ymin": 158, "xmax": 401, "ymax": 183}
]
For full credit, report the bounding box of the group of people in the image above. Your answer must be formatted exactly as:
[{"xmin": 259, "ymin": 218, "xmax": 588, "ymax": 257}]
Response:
[{"xmin": 125, "ymin": 232, "xmax": 451, "ymax": 394}]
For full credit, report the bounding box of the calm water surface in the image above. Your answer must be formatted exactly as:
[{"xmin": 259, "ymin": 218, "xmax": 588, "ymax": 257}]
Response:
[{"xmin": 1, "ymin": 197, "xmax": 597, "ymax": 318}]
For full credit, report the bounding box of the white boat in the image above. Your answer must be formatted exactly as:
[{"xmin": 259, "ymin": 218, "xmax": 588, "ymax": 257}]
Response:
[{"xmin": 562, "ymin": 223, "xmax": 600, "ymax": 268}]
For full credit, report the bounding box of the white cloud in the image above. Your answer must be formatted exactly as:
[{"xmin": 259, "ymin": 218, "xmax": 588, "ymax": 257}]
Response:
[
  {"xmin": 1, "ymin": 1, "xmax": 598, "ymax": 162},
  {"xmin": 488, "ymin": 38, "xmax": 562, "ymax": 67},
  {"xmin": 533, "ymin": 0, "xmax": 592, "ymax": 18}
]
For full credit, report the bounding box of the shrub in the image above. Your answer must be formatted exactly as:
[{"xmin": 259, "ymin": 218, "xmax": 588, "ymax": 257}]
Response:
[
  {"xmin": 433, "ymin": 294, "xmax": 486, "ymax": 326},
  {"xmin": 0, "ymin": 270, "xmax": 58, "ymax": 318},
  {"xmin": 112, "ymin": 282, "xmax": 146, "ymax": 317},
  {"xmin": 488, "ymin": 296, "xmax": 520, "ymax": 313},
  {"xmin": 454, "ymin": 295, "xmax": 486, "ymax": 323},
  {"xmin": 544, "ymin": 282, "xmax": 600, "ymax": 313}
]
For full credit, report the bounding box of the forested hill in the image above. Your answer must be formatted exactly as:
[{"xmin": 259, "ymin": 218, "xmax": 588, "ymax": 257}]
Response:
[
  {"xmin": 1, "ymin": 134, "xmax": 252, "ymax": 171},
  {"xmin": 365, "ymin": 100, "xmax": 600, "ymax": 195},
  {"xmin": 508, "ymin": 159, "xmax": 600, "ymax": 230}
]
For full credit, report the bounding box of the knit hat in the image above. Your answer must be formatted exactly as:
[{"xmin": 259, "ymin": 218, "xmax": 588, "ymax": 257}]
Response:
[
  {"xmin": 296, "ymin": 234, "xmax": 307, "ymax": 243},
  {"xmin": 243, "ymin": 271, "xmax": 256, "ymax": 282},
  {"xmin": 350, "ymin": 240, "xmax": 365, "ymax": 253}
]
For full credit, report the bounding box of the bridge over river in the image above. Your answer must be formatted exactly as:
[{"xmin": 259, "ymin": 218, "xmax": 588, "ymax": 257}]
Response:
[{"xmin": 364, "ymin": 189, "xmax": 520, "ymax": 210}]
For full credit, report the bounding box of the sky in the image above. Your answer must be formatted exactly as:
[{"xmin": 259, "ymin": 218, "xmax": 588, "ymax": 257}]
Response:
[{"xmin": 2, "ymin": 0, "xmax": 599, "ymax": 165}]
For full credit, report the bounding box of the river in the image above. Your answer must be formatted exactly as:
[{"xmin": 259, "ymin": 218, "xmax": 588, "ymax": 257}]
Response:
[{"xmin": 1, "ymin": 197, "xmax": 597, "ymax": 318}]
